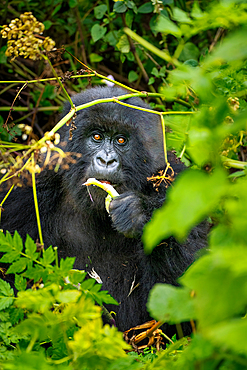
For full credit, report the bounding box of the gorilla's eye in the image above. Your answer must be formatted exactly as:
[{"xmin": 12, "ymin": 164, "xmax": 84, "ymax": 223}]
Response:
[
  {"xmin": 116, "ymin": 136, "xmax": 126, "ymax": 145},
  {"xmin": 92, "ymin": 133, "xmax": 102, "ymax": 141}
]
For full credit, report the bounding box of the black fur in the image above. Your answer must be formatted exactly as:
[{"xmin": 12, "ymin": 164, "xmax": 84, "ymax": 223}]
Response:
[{"xmin": 0, "ymin": 86, "xmax": 207, "ymax": 332}]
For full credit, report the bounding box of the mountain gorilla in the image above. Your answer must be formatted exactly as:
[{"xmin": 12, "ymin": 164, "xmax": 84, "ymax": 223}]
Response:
[{"xmin": 0, "ymin": 86, "xmax": 207, "ymax": 332}]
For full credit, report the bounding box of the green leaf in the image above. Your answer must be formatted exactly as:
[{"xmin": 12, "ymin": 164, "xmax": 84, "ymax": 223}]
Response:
[
  {"xmin": 126, "ymin": 0, "xmax": 137, "ymax": 12},
  {"xmin": 14, "ymin": 274, "xmax": 27, "ymax": 291},
  {"xmin": 89, "ymin": 53, "xmax": 103, "ymax": 63},
  {"xmin": 25, "ymin": 234, "xmax": 38, "ymax": 261},
  {"xmin": 80, "ymin": 278, "xmax": 96, "ymax": 291},
  {"xmin": 151, "ymin": 67, "xmax": 159, "ymax": 77},
  {"xmin": 179, "ymin": 42, "xmax": 200, "ymax": 62},
  {"xmin": 0, "ymin": 278, "xmax": 14, "ymax": 297},
  {"xmin": 24, "ymin": 264, "xmax": 48, "ymax": 283},
  {"xmin": 51, "ymin": 4, "xmax": 62, "ymax": 16},
  {"xmin": 69, "ymin": 0, "xmax": 77, "ymax": 8},
  {"xmin": 7, "ymin": 258, "xmax": 27, "ymax": 274},
  {"xmin": 104, "ymin": 31, "xmax": 119, "ymax": 47},
  {"xmin": 59, "ymin": 257, "xmax": 75, "ymax": 274},
  {"xmin": 155, "ymin": 15, "xmax": 182, "ymax": 37},
  {"xmin": 128, "ymin": 70, "xmax": 138, "ymax": 82},
  {"xmin": 93, "ymin": 290, "xmax": 119, "ymax": 306},
  {"xmin": 120, "ymin": 54, "xmax": 126, "ymax": 63},
  {"xmin": 94, "ymin": 4, "xmax": 108, "ymax": 19},
  {"xmin": 172, "ymin": 7, "xmax": 192, "ymax": 23},
  {"xmin": 187, "ymin": 127, "xmax": 213, "ymax": 166},
  {"xmin": 40, "ymin": 246, "xmax": 55, "ymax": 266},
  {"xmin": 0, "ymin": 234, "xmax": 12, "ymax": 252},
  {"xmin": 0, "ymin": 297, "xmax": 14, "ymax": 311},
  {"xmin": 9, "ymin": 306, "xmax": 24, "ymax": 324},
  {"xmin": 181, "ymin": 247, "xmax": 247, "ymax": 327},
  {"xmin": 43, "ymin": 20, "xmax": 53, "ymax": 30},
  {"xmin": 191, "ymin": 1, "xmax": 204, "ymax": 19},
  {"xmin": 166, "ymin": 115, "xmax": 191, "ymax": 153},
  {"xmin": 57, "ymin": 290, "xmax": 81, "ymax": 303},
  {"xmin": 68, "ymin": 269, "xmax": 87, "ymax": 285},
  {"xmin": 0, "ymin": 251, "xmax": 21, "ymax": 263},
  {"xmin": 184, "ymin": 59, "xmax": 198, "ymax": 67},
  {"xmin": 125, "ymin": 10, "xmax": 134, "ymax": 28},
  {"xmin": 147, "ymin": 284, "xmax": 196, "ymax": 323},
  {"xmin": 116, "ymin": 34, "xmax": 130, "ymax": 53},
  {"xmin": 0, "ymin": 46, "xmax": 7, "ymax": 64},
  {"xmin": 16, "ymin": 288, "xmax": 55, "ymax": 312},
  {"xmin": 206, "ymin": 319, "xmax": 247, "ymax": 354},
  {"xmin": 0, "ymin": 232, "xmax": 23, "ymax": 263},
  {"xmin": 91, "ymin": 24, "xmax": 107, "ymax": 43},
  {"xmin": 12, "ymin": 231, "xmax": 23, "ymax": 253},
  {"xmin": 0, "ymin": 279, "xmax": 14, "ymax": 310},
  {"xmin": 138, "ymin": 2, "xmax": 153, "ymax": 14},
  {"xmin": 42, "ymin": 85, "xmax": 57, "ymax": 100},
  {"xmin": 143, "ymin": 168, "xmax": 228, "ymax": 251},
  {"xmin": 113, "ymin": 1, "xmax": 127, "ymax": 13}
]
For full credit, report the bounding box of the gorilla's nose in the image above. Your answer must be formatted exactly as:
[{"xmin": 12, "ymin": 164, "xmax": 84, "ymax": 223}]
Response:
[
  {"xmin": 95, "ymin": 150, "xmax": 119, "ymax": 170},
  {"xmin": 97, "ymin": 156, "xmax": 117, "ymax": 167}
]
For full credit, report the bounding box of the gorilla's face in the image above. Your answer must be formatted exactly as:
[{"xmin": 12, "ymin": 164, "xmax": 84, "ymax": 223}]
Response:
[{"xmin": 84, "ymin": 127, "xmax": 130, "ymax": 187}]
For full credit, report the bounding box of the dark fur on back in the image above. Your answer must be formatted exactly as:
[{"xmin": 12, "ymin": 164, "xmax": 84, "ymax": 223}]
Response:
[{"xmin": 0, "ymin": 87, "xmax": 207, "ymax": 332}]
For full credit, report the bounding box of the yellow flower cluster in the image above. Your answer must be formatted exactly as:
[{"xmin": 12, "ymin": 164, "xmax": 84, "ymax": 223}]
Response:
[{"xmin": 1, "ymin": 12, "xmax": 55, "ymax": 61}]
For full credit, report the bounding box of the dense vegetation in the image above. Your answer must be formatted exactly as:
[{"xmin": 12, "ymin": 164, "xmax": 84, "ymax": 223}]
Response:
[{"xmin": 0, "ymin": 0, "xmax": 247, "ymax": 369}]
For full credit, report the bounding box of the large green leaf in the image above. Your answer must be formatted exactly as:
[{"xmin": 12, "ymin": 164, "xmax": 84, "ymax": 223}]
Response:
[
  {"xmin": 147, "ymin": 284, "xmax": 196, "ymax": 323},
  {"xmin": 143, "ymin": 168, "xmax": 228, "ymax": 252},
  {"xmin": 181, "ymin": 247, "xmax": 247, "ymax": 328}
]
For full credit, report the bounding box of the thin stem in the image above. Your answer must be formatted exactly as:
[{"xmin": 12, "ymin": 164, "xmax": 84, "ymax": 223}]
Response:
[
  {"xmin": 124, "ymin": 28, "xmax": 179, "ymax": 66},
  {"xmin": 174, "ymin": 38, "xmax": 186, "ymax": 60},
  {"xmin": 26, "ymin": 332, "xmax": 38, "ymax": 353},
  {"xmin": 110, "ymin": 97, "xmax": 195, "ymax": 116},
  {"xmin": 31, "ymin": 154, "xmax": 44, "ymax": 247},
  {"xmin": 42, "ymin": 55, "xmax": 74, "ymax": 108},
  {"xmin": 179, "ymin": 144, "xmax": 186, "ymax": 159},
  {"xmin": 0, "ymin": 184, "xmax": 14, "ymax": 221},
  {"xmin": 4, "ymin": 82, "xmax": 27, "ymax": 128},
  {"xmin": 160, "ymin": 114, "xmax": 168, "ymax": 163},
  {"xmin": 0, "ymin": 106, "xmax": 60, "ymax": 112},
  {"xmin": 0, "ymin": 74, "xmax": 95, "ymax": 84},
  {"xmin": 54, "ymin": 247, "xmax": 59, "ymax": 267},
  {"xmin": 221, "ymin": 156, "xmax": 247, "ymax": 169}
]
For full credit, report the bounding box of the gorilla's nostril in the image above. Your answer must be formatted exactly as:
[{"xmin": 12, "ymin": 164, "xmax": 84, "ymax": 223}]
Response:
[
  {"xmin": 107, "ymin": 159, "xmax": 116, "ymax": 166},
  {"xmin": 99, "ymin": 157, "xmax": 106, "ymax": 165}
]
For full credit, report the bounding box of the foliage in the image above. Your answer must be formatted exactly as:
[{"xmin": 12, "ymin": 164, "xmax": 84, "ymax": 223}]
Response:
[
  {"xmin": 0, "ymin": 231, "xmax": 127, "ymax": 368},
  {"xmin": 0, "ymin": 0, "xmax": 247, "ymax": 369}
]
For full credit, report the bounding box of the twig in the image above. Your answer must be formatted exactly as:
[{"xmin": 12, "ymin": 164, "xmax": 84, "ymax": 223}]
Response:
[{"xmin": 209, "ymin": 27, "xmax": 224, "ymax": 52}]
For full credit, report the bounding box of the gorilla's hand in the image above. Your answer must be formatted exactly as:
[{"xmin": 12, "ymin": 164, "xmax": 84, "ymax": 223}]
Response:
[{"xmin": 109, "ymin": 191, "xmax": 148, "ymax": 238}]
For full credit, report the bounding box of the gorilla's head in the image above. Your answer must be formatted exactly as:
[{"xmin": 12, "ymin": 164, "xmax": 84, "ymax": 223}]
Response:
[{"xmin": 58, "ymin": 86, "xmax": 166, "ymax": 207}]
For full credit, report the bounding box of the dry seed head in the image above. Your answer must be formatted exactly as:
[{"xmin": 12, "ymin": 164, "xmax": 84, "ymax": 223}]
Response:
[
  {"xmin": 1, "ymin": 12, "xmax": 55, "ymax": 61},
  {"xmin": 40, "ymin": 146, "xmax": 48, "ymax": 153},
  {"xmin": 54, "ymin": 133, "xmax": 60, "ymax": 145},
  {"xmin": 24, "ymin": 125, "xmax": 33, "ymax": 134}
]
